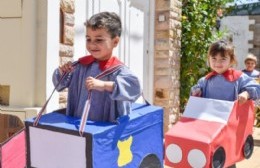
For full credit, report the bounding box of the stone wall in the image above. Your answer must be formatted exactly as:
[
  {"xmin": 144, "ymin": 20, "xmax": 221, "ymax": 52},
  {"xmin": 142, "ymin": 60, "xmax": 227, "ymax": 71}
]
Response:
[
  {"xmin": 221, "ymin": 16, "xmax": 254, "ymax": 70},
  {"xmin": 59, "ymin": 0, "xmax": 75, "ymax": 108},
  {"xmin": 221, "ymin": 15, "xmax": 260, "ymax": 70},
  {"xmin": 249, "ymin": 15, "xmax": 260, "ymax": 69},
  {"xmin": 154, "ymin": 0, "xmax": 182, "ymax": 132}
]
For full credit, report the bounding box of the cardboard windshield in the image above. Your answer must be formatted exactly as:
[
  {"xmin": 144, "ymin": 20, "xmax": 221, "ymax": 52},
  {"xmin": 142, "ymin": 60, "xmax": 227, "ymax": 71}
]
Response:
[{"xmin": 183, "ymin": 96, "xmax": 234, "ymax": 124}]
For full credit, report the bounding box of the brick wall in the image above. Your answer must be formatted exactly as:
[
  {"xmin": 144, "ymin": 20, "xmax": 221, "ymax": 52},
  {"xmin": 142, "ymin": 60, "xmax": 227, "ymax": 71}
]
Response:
[
  {"xmin": 154, "ymin": 0, "xmax": 182, "ymax": 132},
  {"xmin": 59, "ymin": 0, "xmax": 75, "ymax": 108}
]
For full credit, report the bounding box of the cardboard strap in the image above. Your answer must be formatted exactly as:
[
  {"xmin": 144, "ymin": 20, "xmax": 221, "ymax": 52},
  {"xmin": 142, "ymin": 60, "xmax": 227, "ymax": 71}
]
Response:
[
  {"xmin": 33, "ymin": 72, "xmax": 68, "ymax": 126},
  {"xmin": 79, "ymin": 64, "xmax": 124, "ymax": 136},
  {"xmin": 33, "ymin": 61, "xmax": 79, "ymax": 126}
]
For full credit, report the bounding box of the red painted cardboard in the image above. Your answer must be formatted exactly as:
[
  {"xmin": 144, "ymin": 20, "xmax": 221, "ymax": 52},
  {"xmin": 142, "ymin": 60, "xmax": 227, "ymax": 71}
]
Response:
[
  {"xmin": 0, "ymin": 114, "xmax": 26, "ymax": 168},
  {"xmin": 165, "ymin": 97, "xmax": 254, "ymax": 168}
]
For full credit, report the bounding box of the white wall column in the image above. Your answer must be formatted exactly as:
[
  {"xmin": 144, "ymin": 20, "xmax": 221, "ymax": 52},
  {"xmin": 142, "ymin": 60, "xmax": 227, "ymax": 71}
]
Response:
[
  {"xmin": 74, "ymin": 0, "xmax": 87, "ymax": 59},
  {"xmin": 45, "ymin": 0, "xmax": 60, "ymax": 112},
  {"xmin": 0, "ymin": 0, "xmax": 36, "ymax": 107}
]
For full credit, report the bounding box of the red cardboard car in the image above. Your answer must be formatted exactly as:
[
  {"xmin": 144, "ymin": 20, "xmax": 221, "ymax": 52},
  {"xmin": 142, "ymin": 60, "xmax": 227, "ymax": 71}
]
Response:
[
  {"xmin": 165, "ymin": 96, "xmax": 255, "ymax": 168},
  {"xmin": 0, "ymin": 114, "xmax": 26, "ymax": 168}
]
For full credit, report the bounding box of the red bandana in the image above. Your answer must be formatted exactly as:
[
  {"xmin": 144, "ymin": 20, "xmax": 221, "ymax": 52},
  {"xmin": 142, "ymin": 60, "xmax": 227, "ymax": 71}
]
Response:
[
  {"xmin": 205, "ymin": 68, "xmax": 242, "ymax": 82},
  {"xmin": 78, "ymin": 55, "xmax": 123, "ymax": 71}
]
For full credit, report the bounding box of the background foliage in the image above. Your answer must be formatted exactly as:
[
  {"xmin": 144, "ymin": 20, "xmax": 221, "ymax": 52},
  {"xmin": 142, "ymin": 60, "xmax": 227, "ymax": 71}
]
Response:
[{"xmin": 180, "ymin": 0, "xmax": 233, "ymax": 111}]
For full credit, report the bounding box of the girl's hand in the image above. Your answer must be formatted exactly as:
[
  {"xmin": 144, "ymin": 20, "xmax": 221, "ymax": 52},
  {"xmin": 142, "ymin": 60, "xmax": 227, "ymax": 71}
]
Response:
[
  {"xmin": 191, "ymin": 88, "xmax": 202, "ymax": 97},
  {"xmin": 238, "ymin": 91, "xmax": 249, "ymax": 104},
  {"xmin": 59, "ymin": 62, "xmax": 73, "ymax": 74}
]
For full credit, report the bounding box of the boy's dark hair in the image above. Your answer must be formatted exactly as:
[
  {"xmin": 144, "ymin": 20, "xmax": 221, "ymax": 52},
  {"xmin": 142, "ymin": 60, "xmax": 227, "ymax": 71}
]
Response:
[
  {"xmin": 207, "ymin": 40, "xmax": 237, "ymax": 66},
  {"xmin": 85, "ymin": 12, "xmax": 122, "ymax": 38}
]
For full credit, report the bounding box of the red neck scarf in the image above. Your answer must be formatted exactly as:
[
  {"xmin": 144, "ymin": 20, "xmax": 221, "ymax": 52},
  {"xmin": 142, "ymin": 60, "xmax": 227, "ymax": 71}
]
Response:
[
  {"xmin": 205, "ymin": 68, "xmax": 242, "ymax": 82},
  {"xmin": 78, "ymin": 55, "xmax": 123, "ymax": 71}
]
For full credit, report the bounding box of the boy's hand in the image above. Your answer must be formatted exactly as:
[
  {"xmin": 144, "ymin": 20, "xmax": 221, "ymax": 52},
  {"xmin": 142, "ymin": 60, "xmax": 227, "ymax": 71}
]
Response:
[
  {"xmin": 238, "ymin": 91, "xmax": 249, "ymax": 104},
  {"xmin": 191, "ymin": 88, "xmax": 202, "ymax": 97},
  {"xmin": 59, "ymin": 62, "xmax": 73, "ymax": 74},
  {"xmin": 86, "ymin": 77, "xmax": 114, "ymax": 92},
  {"xmin": 86, "ymin": 77, "xmax": 105, "ymax": 91}
]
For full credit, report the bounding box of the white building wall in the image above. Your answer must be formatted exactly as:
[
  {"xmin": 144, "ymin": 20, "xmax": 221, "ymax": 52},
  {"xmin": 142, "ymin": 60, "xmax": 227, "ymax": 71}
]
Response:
[
  {"xmin": 221, "ymin": 16, "xmax": 254, "ymax": 70},
  {"xmin": 0, "ymin": 0, "xmax": 59, "ymax": 113},
  {"xmin": 74, "ymin": 0, "xmax": 87, "ymax": 60},
  {"xmin": 0, "ymin": 0, "xmax": 154, "ymax": 111},
  {"xmin": 0, "ymin": 0, "xmax": 36, "ymax": 107}
]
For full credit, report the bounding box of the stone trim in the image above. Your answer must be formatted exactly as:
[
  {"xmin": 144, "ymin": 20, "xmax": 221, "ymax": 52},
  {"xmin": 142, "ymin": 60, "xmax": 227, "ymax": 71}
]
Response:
[
  {"xmin": 59, "ymin": 0, "xmax": 75, "ymax": 107},
  {"xmin": 155, "ymin": 0, "xmax": 181, "ymax": 132},
  {"xmin": 249, "ymin": 15, "xmax": 260, "ymax": 69}
]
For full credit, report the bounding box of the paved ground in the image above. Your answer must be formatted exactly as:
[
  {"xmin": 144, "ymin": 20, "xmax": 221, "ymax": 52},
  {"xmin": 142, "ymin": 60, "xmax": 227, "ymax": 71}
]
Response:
[
  {"xmin": 164, "ymin": 127, "xmax": 260, "ymax": 168},
  {"xmin": 236, "ymin": 127, "xmax": 260, "ymax": 168}
]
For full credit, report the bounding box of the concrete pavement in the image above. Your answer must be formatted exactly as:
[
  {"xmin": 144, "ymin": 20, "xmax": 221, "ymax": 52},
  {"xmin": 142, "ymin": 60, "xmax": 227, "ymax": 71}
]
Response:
[{"xmin": 236, "ymin": 127, "xmax": 260, "ymax": 168}]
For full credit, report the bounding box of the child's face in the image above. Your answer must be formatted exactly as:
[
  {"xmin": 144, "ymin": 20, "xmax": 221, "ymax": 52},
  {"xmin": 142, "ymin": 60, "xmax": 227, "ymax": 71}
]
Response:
[
  {"xmin": 86, "ymin": 28, "xmax": 119, "ymax": 60},
  {"xmin": 209, "ymin": 53, "xmax": 232, "ymax": 74},
  {"xmin": 245, "ymin": 60, "xmax": 256, "ymax": 71}
]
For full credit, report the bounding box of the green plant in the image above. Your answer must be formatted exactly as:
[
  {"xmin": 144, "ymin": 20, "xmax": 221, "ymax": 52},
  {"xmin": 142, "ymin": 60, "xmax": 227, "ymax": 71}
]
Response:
[{"xmin": 180, "ymin": 0, "xmax": 233, "ymax": 112}]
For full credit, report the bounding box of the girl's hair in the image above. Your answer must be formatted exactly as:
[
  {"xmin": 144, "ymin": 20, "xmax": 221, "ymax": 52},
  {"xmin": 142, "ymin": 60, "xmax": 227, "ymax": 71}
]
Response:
[
  {"xmin": 207, "ymin": 40, "xmax": 237, "ymax": 66},
  {"xmin": 85, "ymin": 12, "xmax": 122, "ymax": 38}
]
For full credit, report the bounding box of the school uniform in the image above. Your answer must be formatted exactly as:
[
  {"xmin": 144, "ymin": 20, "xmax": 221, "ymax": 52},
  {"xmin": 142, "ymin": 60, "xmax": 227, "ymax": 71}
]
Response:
[
  {"xmin": 191, "ymin": 68, "xmax": 260, "ymax": 101},
  {"xmin": 242, "ymin": 69, "xmax": 260, "ymax": 79},
  {"xmin": 53, "ymin": 55, "xmax": 141, "ymax": 122}
]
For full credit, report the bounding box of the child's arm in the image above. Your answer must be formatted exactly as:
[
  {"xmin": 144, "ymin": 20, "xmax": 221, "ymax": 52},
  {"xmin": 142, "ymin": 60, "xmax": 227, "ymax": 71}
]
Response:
[
  {"xmin": 238, "ymin": 91, "xmax": 249, "ymax": 104},
  {"xmin": 240, "ymin": 73, "xmax": 260, "ymax": 101},
  {"xmin": 86, "ymin": 77, "xmax": 114, "ymax": 92},
  {"xmin": 85, "ymin": 67, "xmax": 141, "ymax": 101},
  {"xmin": 59, "ymin": 61, "xmax": 74, "ymax": 74},
  {"xmin": 110, "ymin": 67, "xmax": 141, "ymax": 101},
  {"xmin": 190, "ymin": 77, "xmax": 206, "ymax": 97},
  {"xmin": 52, "ymin": 62, "xmax": 74, "ymax": 91},
  {"xmin": 191, "ymin": 87, "xmax": 202, "ymax": 97}
]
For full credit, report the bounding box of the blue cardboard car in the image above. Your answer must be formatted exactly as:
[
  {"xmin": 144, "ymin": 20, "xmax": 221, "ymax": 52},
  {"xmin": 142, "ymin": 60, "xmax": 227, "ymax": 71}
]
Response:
[{"xmin": 25, "ymin": 103, "xmax": 163, "ymax": 168}]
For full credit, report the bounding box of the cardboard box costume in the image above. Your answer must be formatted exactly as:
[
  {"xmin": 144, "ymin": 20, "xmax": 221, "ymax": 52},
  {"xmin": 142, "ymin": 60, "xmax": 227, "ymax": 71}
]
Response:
[
  {"xmin": 0, "ymin": 114, "xmax": 26, "ymax": 168},
  {"xmin": 165, "ymin": 96, "xmax": 255, "ymax": 168},
  {"xmin": 25, "ymin": 103, "xmax": 163, "ymax": 168}
]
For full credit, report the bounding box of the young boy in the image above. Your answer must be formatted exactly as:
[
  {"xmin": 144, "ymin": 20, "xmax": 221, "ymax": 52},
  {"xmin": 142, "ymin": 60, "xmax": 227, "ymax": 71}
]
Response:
[
  {"xmin": 242, "ymin": 53, "xmax": 260, "ymax": 80},
  {"xmin": 53, "ymin": 12, "xmax": 141, "ymax": 122},
  {"xmin": 242, "ymin": 53, "xmax": 260, "ymax": 128}
]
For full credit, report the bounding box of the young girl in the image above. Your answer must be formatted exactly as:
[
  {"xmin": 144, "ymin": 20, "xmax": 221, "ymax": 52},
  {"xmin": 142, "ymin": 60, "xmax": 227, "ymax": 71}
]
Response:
[
  {"xmin": 53, "ymin": 12, "xmax": 141, "ymax": 122},
  {"xmin": 191, "ymin": 40, "xmax": 260, "ymax": 168},
  {"xmin": 191, "ymin": 40, "xmax": 260, "ymax": 104}
]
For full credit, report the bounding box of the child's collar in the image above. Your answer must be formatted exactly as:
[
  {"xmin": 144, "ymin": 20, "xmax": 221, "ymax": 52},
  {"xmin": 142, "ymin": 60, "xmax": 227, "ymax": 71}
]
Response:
[
  {"xmin": 205, "ymin": 68, "xmax": 242, "ymax": 82},
  {"xmin": 78, "ymin": 55, "xmax": 123, "ymax": 71}
]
